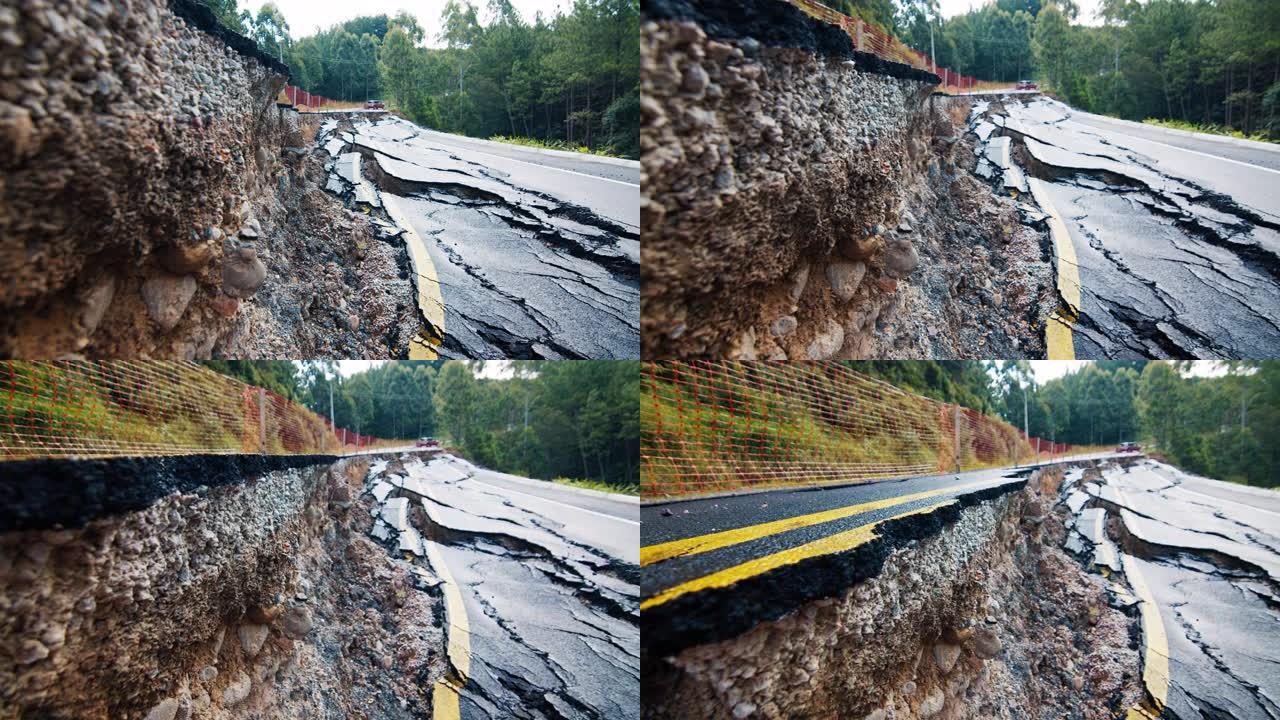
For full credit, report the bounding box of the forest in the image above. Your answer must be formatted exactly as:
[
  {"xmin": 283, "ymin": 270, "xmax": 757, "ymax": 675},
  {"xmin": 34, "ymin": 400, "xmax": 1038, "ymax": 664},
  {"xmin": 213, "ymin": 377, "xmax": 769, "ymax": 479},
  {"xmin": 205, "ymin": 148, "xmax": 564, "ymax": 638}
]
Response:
[
  {"xmin": 202, "ymin": 361, "xmax": 641, "ymax": 491},
  {"xmin": 857, "ymin": 360, "xmax": 1278, "ymax": 488},
  {"xmin": 825, "ymin": 0, "xmax": 1279, "ymax": 139},
  {"xmin": 203, "ymin": 0, "xmax": 640, "ymax": 157}
]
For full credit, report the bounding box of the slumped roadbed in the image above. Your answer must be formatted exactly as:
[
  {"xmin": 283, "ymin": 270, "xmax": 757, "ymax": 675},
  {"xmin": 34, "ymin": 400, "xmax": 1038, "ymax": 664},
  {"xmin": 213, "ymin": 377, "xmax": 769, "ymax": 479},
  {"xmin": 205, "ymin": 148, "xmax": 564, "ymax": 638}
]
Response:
[{"xmin": 641, "ymin": 466, "xmax": 1035, "ymax": 657}]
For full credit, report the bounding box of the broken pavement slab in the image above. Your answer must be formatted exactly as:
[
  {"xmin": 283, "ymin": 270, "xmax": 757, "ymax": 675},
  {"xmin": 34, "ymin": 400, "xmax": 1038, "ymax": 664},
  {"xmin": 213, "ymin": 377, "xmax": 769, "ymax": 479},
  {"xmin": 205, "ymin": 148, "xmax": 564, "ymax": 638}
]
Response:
[
  {"xmin": 1061, "ymin": 460, "xmax": 1280, "ymax": 720},
  {"xmin": 973, "ymin": 96, "xmax": 1280, "ymax": 359},
  {"xmin": 363, "ymin": 454, "xmax": 639, "ymax": 720},
  {"xmin": 316, "ymin": 117, "xmax": 639, "ymax": 360}
]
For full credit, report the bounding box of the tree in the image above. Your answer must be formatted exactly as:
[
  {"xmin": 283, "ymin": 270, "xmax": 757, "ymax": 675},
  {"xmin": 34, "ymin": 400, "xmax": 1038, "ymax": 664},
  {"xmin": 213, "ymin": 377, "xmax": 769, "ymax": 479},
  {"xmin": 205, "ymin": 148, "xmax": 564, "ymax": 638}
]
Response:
[
  {"xmin": 379, "ymin": 26, "xmax": 420, "ymax": 112},
  {"xmin": 1033, "ymin": 4, "xmax": 1071, "ymax": 92}
]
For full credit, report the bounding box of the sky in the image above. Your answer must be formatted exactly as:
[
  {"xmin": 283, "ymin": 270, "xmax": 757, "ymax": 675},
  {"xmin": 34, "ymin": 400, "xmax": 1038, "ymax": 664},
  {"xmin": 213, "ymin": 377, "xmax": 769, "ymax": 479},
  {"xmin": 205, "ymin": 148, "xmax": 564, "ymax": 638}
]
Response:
[
  {"xmin": 333, "ymin": 360, "xmax": 515, "ymax": 378},
  {"xmin": 1029, "ymin": 360, "xmax": 1231, "ymax": 385},
  {"xmin": 937, "ymin": 0, "xmax": 1105, "ymax": 24},
  {"xmin": 239, "ymin": 0, "xmax": 572, "ymax": 40}
]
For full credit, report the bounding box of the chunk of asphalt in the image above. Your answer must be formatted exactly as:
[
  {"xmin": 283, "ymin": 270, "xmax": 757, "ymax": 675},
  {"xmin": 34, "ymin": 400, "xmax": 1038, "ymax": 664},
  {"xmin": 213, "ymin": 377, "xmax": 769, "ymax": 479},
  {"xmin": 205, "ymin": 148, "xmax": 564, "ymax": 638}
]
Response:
[{"xmin": 0, "ymin": 454, "xmax": 338, "ymax": 532}]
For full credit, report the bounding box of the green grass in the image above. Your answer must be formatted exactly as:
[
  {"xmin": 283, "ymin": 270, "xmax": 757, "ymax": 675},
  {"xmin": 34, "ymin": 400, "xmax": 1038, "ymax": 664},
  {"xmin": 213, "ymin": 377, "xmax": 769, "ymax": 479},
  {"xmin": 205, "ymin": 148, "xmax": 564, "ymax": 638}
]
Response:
[
  {"xmin": 487, "ymin": 135, "xmax": 628, "ymax": 159},
  {"xmin": 552, "ymin": 477, "xmax": 639, "ymax": 496},
  {"xmin": 1141, "ymin": 118, "xmax": 1277, "ymax": 144}
]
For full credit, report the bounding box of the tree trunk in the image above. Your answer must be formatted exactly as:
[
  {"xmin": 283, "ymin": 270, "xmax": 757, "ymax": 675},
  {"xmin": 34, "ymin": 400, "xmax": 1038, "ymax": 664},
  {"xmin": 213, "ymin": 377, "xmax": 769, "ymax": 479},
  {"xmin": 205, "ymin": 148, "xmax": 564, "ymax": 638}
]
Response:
[
  {"xmin": 585, "ymin": 82, "xmax": 593, "ymax": 150},
  {"xmin": 1244, "ymin": 64, "xmax": 1253, "ymax": 135}
]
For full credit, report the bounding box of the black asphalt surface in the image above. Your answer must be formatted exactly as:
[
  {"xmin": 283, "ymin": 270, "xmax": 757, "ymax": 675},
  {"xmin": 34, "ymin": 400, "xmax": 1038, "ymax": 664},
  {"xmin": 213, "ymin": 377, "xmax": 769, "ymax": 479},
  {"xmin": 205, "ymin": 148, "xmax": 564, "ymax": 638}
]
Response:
[
  {"xmin": 318, "ymin": 117, "xmax": 639, "ymax": 359},
  {"xmin": 1066, "ymin": 460, "xmax": 1280, "ymax": 720},
  {"xmin": 366, "ymin": 454, "xmax": 638, "ymax": 720},
  {"xmin": 0, "ymin": 453, "xmax": 335, "ymax": 531},
  {"xmin": 973, "ymin": 97, "xmax": 1280, "ymax": 359},
  {"xmin": 641, "ymin": 465, "xmax": 1039, "ymax": 658}
]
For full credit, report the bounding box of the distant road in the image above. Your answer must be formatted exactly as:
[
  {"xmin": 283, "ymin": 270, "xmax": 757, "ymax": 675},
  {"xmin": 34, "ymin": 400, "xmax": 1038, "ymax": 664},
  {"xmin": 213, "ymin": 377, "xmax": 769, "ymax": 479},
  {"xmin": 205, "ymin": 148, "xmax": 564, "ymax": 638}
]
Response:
[
  {"xmin": 1068, "ymin": 112, "xmax": 1280, "ymax": 175},
  {"xmin": 418, "ymin": 128, "xmax": 642, "ymax": 188}
]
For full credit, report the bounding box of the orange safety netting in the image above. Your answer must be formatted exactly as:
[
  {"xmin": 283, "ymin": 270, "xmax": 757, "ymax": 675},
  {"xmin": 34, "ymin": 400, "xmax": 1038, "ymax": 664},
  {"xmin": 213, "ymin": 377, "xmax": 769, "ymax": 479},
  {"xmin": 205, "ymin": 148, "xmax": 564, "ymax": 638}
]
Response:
[
  {"xmin": 0, "ymin": 361, "xmax": 395, "ymax": 461},
  {"xmin": 642, "ymin": 362, "xmax": 1072, "ymax": 497}
]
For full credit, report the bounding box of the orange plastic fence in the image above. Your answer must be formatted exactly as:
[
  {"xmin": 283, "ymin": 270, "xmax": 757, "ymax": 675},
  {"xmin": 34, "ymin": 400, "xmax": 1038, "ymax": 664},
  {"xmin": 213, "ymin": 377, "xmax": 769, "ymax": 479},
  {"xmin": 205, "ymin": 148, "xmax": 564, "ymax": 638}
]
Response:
[
  {"xmin": 787, "ymin": 0, "xmax": 992, "ymax": 94},
  {"xmin": 641, "ymin": 362, "xmax": 1072, "ymax": 497},
  {"xmin": 0, "ymin": 361, "xmax": 395, "ymax": 461}
]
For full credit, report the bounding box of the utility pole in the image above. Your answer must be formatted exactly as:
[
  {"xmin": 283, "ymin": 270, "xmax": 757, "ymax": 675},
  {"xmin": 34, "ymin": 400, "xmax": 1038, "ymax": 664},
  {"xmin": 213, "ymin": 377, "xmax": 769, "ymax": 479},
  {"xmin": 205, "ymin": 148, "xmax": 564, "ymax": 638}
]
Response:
[
  {"xmin": 329, "ymin": 373, "xmax": 335, "ymax": 431},
  {"xmin": 930, "ymin": 21, "xmax": 936, "ymax": 74},
  {"xmin": 1240, "ymin": 389, "xmax": 1256, "ymax": 474},
  {"xmin": 1021, "ymin": 374, "xmax": 1030, "ymax": 467}
]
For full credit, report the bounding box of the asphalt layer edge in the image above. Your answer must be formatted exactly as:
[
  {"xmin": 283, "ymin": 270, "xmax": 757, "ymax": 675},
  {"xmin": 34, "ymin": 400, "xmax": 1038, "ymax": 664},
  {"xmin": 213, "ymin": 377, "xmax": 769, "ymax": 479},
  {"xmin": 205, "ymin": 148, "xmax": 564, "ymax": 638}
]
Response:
[
  {"xmin": 640, "ymin": 479, "xmax": 1026, "ymax": 659},
  {"xmin": 0, "ymin": 454, "xmax": 340, "ymax": 532},
  {"xmin": 643, "ymin": 0, "xmax": 942, "ymax": 85}
]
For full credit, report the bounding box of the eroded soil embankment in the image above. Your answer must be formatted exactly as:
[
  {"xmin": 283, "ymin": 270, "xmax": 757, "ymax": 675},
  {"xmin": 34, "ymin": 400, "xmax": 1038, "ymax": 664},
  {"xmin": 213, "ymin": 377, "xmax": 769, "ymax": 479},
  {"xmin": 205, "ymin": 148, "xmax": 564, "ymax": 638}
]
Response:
[
  {"xmin": 0, "ymin": 455, "xmax": 446, "ymax": 719},
  {"xmin": 642, "ymin": 468, "xmax": 1144, "ymax": 719},
  {"xmin": 642, "ymin": 0, "xmax": 1055, "ymax": 360},
  {"xmin": 0, "ymin": 0, "xmax": 416, "ymax": 358}
]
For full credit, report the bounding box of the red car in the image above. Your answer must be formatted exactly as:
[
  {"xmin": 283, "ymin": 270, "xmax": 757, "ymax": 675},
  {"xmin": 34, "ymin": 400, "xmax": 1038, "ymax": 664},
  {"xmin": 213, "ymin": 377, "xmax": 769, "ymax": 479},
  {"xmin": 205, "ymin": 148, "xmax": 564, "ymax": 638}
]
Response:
[
  {"xmin": 1116, "ymin": 441, "xmax": 1141, "ymax": 453},
  {"xmin": 365, "ymin": 99, "xmax": 385, "ymax": 110},
  {"xmin": 415, "ymin": 437, "xmax": 439, "ymax": 449},
  {"xmin": 1016, "ymin": 80, "xmax": 1038, "ymax": 91}
]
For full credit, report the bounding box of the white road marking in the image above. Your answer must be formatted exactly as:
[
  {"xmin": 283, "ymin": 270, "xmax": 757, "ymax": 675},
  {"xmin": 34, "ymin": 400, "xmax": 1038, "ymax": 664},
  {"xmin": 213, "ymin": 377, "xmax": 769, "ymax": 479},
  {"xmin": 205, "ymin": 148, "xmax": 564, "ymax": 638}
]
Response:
[
  {"xmin": 1175, "ymin": 484, "xmax": 1280, "ymax": 518},
  {"xmin": 468, "ymin": 477, "xmax": 641, "ymax": 526},
  {"xmin": 1079, "ymin": 119, "xmax": 1280, "ymax": 176},
  {"xmin": 420, "ymin": 137, "xmax": 640, "ymax": 187}
]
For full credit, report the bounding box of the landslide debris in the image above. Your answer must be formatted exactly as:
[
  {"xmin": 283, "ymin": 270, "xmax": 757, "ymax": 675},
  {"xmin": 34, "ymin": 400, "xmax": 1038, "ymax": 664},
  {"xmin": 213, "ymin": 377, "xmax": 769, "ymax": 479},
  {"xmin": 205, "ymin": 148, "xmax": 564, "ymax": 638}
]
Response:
[
  {"xmin": 641, "ymin": 16, "xmax": 1055, "ymax": 360},
  {"xmin": 642, "ymin": 466, "xmax": 1144, "ymax": 719},
  {"xmin": 0, "ymin": 456, "xmax": 447, "ymax": 719}
]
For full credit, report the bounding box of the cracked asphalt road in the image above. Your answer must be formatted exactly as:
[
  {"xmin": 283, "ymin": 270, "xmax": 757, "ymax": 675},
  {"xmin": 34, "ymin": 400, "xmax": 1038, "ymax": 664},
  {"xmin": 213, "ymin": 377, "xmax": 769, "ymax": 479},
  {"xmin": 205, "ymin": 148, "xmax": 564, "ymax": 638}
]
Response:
[
  {"xmin": 319, "ymin": 117, "xmax": 639, "ymax": 359},
  {"xmin": 365, "ymin": 454, "xmax": 639, "ymax": 720},
  {"xmin": 1063, "ymin": 459, "xmax": 1280, "ymax": 719},
  {"xmin": 640, "ymin": 452, "xmax": 1125, "ymax": 657},
  {"xmin": 972, "ymin": 97, "xmax": 1280, "ymax": 359}
]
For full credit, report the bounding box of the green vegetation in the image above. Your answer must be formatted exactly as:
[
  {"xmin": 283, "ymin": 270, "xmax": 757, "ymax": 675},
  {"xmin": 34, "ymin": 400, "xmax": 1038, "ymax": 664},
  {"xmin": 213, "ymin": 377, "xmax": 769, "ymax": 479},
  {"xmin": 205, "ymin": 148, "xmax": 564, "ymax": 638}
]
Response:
[
  {"xmin": 1142, "ymin": 118, "xmax": 1278, "ymax": 144},
  {"xmin": 992, "ymin": 361, "xmax": 1142, "ymax": 447},
  {"xmin": 213, "ymin": 1, "xmax": 639, "ymax": 158},
  {"xmin": 552, "ymin": 477, "xmax": 639, "ymax": 496},
  {"xmin": 1027, "ymin": 0, "xmax": 1280, "ymax": 139},
  {"xmin": 206, "ymin": 361, "xmax": 640, "ymax": 490},
  {"xmin": 996, "ymin": 361, "xmax": 1280, "ymax": 487},
  {"xmin": 487, "ymin": 135, "xmax": 625, "ymax": 158},
  {"xmin": 1135, "ymin": 362, "xmax": 1280, "ymax": 488},
  {"xmin": 3, "ymin": 362, "xmax": 332, "ymax": 458},
  {"xmin": 822, "ymin": 0, "xmax": 1279, "ymax": 140}
]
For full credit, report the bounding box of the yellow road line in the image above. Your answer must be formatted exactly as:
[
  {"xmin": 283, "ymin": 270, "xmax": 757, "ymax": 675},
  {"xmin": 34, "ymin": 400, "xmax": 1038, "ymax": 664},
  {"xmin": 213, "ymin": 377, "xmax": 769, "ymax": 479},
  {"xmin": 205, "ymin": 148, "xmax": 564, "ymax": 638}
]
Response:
[
  {"xmin": 641, "ymin": 478, "xmax": 1006, "ymax": 567},
  {"xmin": 641, "ymin": 501, "xmax": 952, "ymax": 611},
  {"xmin": 382, "ymin": 193, "xmax": 446, "ymax": 359},
  {"xmin": 1028, "ymin": 177, "xmax": 1080, "ymax": 360},
  {"xmin": 1121, "ymin": 552, "xmax": 1171, "ymax": 717},
  {"xmin": 425, "ymin": 538, "xmax": 472, "ymax": 720},
  {"xmin": 1114, "ymin": 484, "xmax": 1170, "ymax": 717}
]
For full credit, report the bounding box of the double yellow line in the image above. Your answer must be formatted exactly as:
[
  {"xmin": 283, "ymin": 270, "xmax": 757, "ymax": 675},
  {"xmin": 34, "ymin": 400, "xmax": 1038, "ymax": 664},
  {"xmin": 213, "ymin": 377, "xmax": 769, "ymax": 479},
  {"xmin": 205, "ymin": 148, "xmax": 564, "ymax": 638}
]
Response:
[{"xmin": 641, "ymin": 478, "xmax": 1015, "ymax": 611}]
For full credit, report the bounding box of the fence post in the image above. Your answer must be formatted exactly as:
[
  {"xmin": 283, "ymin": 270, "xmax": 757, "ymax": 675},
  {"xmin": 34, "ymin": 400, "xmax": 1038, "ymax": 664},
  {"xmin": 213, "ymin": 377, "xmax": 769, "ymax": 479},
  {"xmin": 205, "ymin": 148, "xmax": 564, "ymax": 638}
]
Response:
[
  {"xmin": 258, "ymin": 388, "xmax": 266, "ymax": 454},
  {"xmin": 855, "ymin": 20, "xmax": 864, "ymax": 52},
  {"xmin": 953, "ymin": 404, "xmax": 961, "ymax": 473}
]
